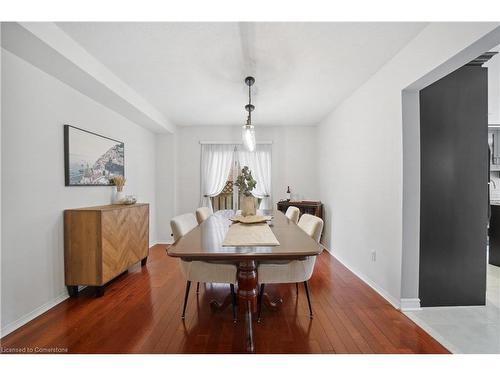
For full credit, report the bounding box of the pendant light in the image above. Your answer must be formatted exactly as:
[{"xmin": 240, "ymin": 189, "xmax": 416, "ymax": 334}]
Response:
[{"xmin": 242, "ymin": 76, "xmax": 256, "ymax": 152}]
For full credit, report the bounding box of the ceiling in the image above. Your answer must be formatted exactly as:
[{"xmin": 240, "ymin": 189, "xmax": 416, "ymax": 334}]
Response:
[{"xmin": 57, "ymin": 22, "xmax": 427, "ymax": 127}]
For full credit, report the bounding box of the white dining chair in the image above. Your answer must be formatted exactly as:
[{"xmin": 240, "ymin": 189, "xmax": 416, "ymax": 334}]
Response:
[
  {"xmin": 195, "ymin": 206, "xmax": 213, "ymax": 224},
  {"xmin": 171, "ymin": 213, "xmax": 238, "ymax": 321},
  {"xmin": 257, "ymin": 214, "xmax": 324, "ymax": 321},
  {"xmin": 285, "ymin": 206, "xmax": 300, "ymax": 224},
  {"xmin": 297, "ymin": 213, "xmax": 323, "ymax": 243}
]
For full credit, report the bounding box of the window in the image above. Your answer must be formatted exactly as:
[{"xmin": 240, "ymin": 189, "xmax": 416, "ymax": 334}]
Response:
[
  {"xmin": 211, "ymin": 159, "xmax": 241, "ymax": 211},
  {"xmin": 200, "ymin": 143, "xmax": 272, "ymax": 211}
]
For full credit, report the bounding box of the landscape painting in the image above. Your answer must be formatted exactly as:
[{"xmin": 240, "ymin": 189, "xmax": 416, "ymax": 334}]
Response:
[{"xmin": 64, "ymin": 125, "xmax": 124, "ymax": 186}]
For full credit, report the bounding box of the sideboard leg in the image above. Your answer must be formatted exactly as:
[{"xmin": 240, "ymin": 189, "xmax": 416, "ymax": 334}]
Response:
[
  {"xmin": 67, "ymin": 285, "xmax": 79, "ymax": 297},
  {"xmin": 141, "ymin": 257, "xmax": 148, "ymax": 266},
  {"xmin": 95, "ymin": 286, "xmax": 105, "ymax": 297}
]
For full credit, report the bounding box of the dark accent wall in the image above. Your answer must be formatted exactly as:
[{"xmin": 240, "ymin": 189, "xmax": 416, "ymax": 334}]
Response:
[
  {"xmin": 488, "ymin": 205, "xmax": 500, "ymax": 266},
  {"xmin": 419, "ymin": 65, "xmax": 488, "ymax": 307}
]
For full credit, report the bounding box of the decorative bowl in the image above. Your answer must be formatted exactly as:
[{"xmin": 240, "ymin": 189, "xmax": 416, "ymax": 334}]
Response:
[{"xmin": 122, "ymin": 196, "xmax": 137, "ymax": 205}]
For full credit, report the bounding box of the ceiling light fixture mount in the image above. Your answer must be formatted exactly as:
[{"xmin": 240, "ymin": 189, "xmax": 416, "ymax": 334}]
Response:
[{"xmin": 242, "ymin": 76, "xmax": 256, "ymax": 152}]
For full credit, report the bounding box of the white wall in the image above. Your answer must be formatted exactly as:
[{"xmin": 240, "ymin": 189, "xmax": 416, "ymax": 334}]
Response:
[
  {"xmin": 171, "ymin": 125, "xmax": 318, "ymax": 222},
  {"xmin": 317, "ymin": 23, "xmax": 500, "ymax": 308},
  {"xmin": 156, "ymin": 133, "xmax": 177, "ymax": 242},
  {"xmin": 1, "ymin": 50, "xmax": 158, "ymax": 335},
  {"xmin": 0, "ymin": 25, "xmax": 3, "ymax": 334},
  {"xmin": 486, "ymin": 45, "xmax": 500, "ymax": 125},
  {"xmin": 486, "ymin": 49, "xmax": 500, "ymax": 200}
]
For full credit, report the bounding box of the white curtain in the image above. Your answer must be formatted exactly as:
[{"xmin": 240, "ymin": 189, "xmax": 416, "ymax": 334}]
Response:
[
  {"xmin": 238, "ymin": 144, "xmax": 272, "ymax": 209},
  {"xmin": 200, "ymin": 144, "xmax": 235, "ymax": 209}
]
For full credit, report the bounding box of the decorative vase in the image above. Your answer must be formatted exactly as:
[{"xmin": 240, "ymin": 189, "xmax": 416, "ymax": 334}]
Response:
[
  {"xmin": 241, "ymin": 195, "xmax": 256, "ymax": 217},
  {"xmin": 114, "ymin": 190, "xmax": 125, "ymax": 204}
]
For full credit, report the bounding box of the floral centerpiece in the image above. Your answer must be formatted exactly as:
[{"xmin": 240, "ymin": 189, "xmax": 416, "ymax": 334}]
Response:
[{"xmin": 235, "ymin": 166, "xmax": 257, "ymax": 216}]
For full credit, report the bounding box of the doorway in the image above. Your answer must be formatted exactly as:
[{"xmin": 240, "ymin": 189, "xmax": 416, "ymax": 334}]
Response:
[
  {"xmin": 419, "ymin": 62, "xmax": 489, "ymax": 307},
  {"xmin": 404, "ymin": 45, "xmax": 500, "ymax": 354}
]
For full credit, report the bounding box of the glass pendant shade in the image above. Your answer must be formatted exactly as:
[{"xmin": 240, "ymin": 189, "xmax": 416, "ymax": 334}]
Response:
[{"xmin": 242, "ymin": 124, "xmax": 256, "ymax": 152}]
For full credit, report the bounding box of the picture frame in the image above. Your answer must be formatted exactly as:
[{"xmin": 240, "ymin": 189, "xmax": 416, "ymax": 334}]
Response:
[{"xmin": 64, "ymin": 124, "xmax": 125, "ymax": 186}]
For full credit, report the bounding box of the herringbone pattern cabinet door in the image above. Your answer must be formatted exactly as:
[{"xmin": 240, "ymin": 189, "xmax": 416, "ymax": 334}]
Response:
[{"xmin": 102, "ymin": 205, "xmax": 149, "ymax": 283}]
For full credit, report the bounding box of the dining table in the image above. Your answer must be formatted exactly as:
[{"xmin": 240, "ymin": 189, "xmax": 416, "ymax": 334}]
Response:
[{"xmin": 166, "ymin": 209, "xmax": 323, "ymax": 352}]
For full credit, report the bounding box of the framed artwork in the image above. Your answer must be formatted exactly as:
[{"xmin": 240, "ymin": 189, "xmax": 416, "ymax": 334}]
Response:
[{"xmin": 64, "ymin": 125, "xmax": 125, "ymax": 186}]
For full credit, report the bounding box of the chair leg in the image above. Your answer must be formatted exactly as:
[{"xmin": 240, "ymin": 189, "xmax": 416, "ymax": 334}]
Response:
[
  {"xmin": 257, "ymin": 283, "xmax": 265, "ymax": 323},
  {"xmin": 181, "ymin": 281, "xmax": 191, "ymax": 320},
  {"xmin": 303, "ymin": 281, "xmax": 313, "ymax": 319},
  {"xmin": 230, "ymin": 283, "xmax": 237, "ymax": 323},
  {"xmin": 296, "ymin": 282, "xmax": 299, "ymax": 296},
  {"xmin": 196, "ymin": 282, "xmax": 200, "ymax": 294}
]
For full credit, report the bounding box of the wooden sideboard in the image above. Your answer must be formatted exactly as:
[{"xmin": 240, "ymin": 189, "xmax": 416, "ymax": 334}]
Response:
[
  {"xmin": 276, "ymin": 200, "xmax": 323, "ymax": 220},
  {"xmin": 64, "ymin": 203, "xmax": 149, "ymax": 297}
]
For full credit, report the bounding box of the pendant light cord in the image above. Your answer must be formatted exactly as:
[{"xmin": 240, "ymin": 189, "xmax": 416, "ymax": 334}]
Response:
[
  {"xmin": 248, "ymin": 83, "xmax": 252, "ymax": 124},
  {"xmin": 244, "ymin": 76, "xmax": 255, "ymax": 126}
]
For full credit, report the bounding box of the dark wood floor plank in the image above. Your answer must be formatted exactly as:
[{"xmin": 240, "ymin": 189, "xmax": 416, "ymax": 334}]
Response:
[
  {"xmin": 1, "ymin": 244, "xmax": 449, "ymax": 354},
  {"xmin": 314, "ymin": 261, "xmax": 396, "ymax": 353}
]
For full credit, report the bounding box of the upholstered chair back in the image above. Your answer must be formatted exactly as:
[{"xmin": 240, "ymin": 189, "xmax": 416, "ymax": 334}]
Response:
[
  {"xmin": 298, "ymin": 214, "xmax": 324, "ymax": 243},
  {"xmin": 170, "ymin": 213, "xmax": 198, "ymax": 242},
  {"xmin": 195, "ymin": 206, "xmax": 213, "ymax": 224},
  {"xmin": 285, "ymin": 206, "xmax": 300, "ymax": 224}
]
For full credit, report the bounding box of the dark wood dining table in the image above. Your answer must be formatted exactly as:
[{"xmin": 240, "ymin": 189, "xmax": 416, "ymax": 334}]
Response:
[{"xmin": 167, "ymin": 209, "xmax": 323, "ymax": 353}]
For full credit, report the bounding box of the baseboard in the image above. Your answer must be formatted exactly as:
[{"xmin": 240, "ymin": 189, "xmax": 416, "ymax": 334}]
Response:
[
  {"xmin": 154, "ymin": 239, "xmax": 174, "ymax": 245},
  {"xmin": 1, "ymin": 243, "xmax": 408, "ymax": 339},
  {"xmin": 0, "ymin": 292, "xmax": 69, "ymax": 338},
  {"xmin": 400, "ymin": 298, "xmax": 421, "ymax": 311},
  {"xmin": 1, "ymin": 242, "xmax": 161, "ymax": 339},
  {"xmin": 326, "ymin": 249, "xmax": 401, "ymax": 310}
]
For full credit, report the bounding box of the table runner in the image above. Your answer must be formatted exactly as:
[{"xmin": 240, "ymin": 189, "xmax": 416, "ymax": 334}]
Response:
[{"xmin": 222, "ymin": 222, "xmax": 280, "ymax": 247}]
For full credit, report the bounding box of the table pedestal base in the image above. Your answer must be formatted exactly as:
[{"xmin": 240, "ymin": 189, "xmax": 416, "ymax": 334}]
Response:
[
  {"xmin": 262, "ymin": 293, "xmax": 283, "ymax": 311},
  {"xmin": 237, "ymin": 260, "xmax": 258, "ymax": 353},
  {"xmin": 208, "ymin": 262, "xmax": 286, "ymax": 353},
  {"xmin": 209, "ymin": 294, "xmax": 233, "ymax": 312}
]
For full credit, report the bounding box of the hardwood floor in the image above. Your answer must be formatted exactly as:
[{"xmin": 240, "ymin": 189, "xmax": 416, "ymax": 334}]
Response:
[{"xmin": 1, "ymin": 245, "xmax": 449, "ymax": 354}]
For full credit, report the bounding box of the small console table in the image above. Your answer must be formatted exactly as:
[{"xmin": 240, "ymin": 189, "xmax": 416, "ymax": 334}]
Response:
[{"xmin": 276, "ymin": 200, "xmax": 323, "ymax": 220}]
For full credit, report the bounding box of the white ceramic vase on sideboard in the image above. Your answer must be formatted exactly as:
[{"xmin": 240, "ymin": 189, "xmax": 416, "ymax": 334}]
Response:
[{"xmin": 114, "ymin": 190, "xmax": 125, "ymax": 204}]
